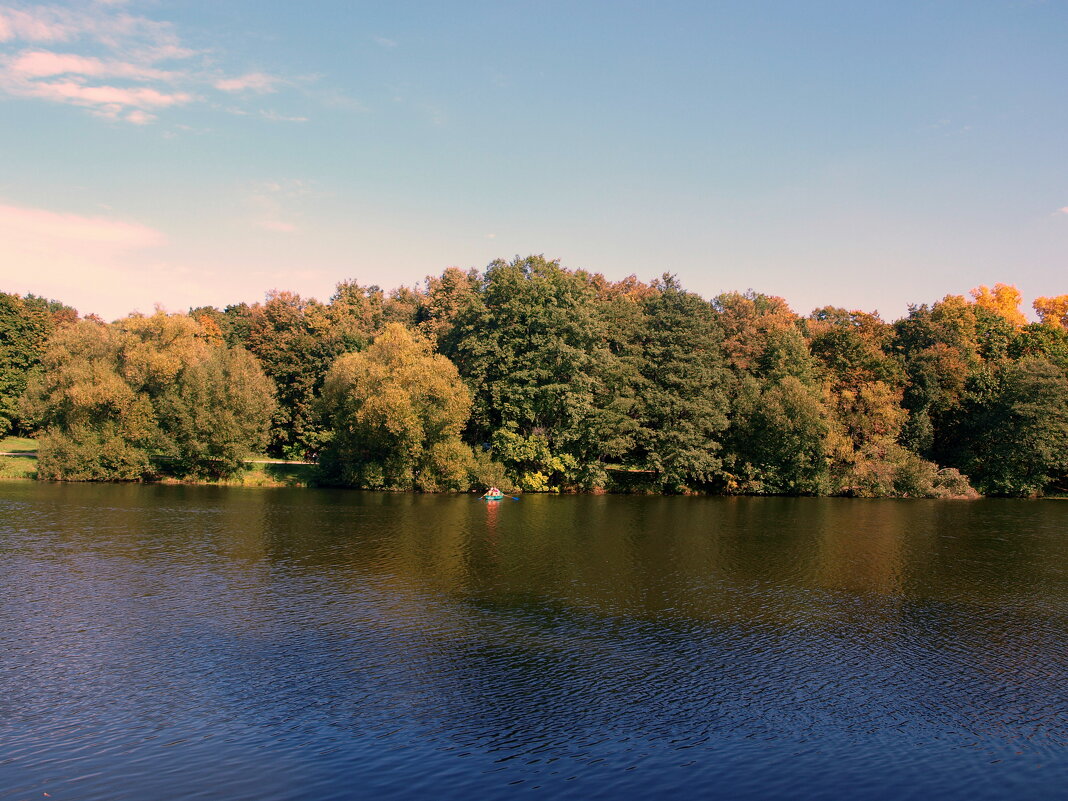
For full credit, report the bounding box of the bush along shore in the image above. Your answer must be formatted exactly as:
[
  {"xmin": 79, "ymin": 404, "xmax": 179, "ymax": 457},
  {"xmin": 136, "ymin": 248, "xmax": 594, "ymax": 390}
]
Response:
[{"xmin": 3, "ymin": 259, "xmax": 1067, "ymax": 497}]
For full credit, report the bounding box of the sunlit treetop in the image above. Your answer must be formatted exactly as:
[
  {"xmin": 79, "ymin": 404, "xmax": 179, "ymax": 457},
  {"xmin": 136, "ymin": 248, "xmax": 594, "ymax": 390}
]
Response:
[{"xmin": 969, "ymin": 283, "xmax": 1027, "ymax": 328}]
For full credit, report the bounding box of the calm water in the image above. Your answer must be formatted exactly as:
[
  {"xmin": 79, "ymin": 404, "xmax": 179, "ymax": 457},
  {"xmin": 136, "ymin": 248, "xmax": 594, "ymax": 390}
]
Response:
[{"xmin": 1, "ymin": 484, "xmax": 1067, "ymax": 800}]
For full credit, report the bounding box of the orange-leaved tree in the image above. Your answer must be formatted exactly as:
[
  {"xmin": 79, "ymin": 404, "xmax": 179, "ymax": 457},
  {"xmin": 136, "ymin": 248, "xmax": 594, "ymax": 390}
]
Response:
[
  {"xmin": 969, "ymin": 283, "xmax": 1027, "ymax": 327},
  {"xmin": 1033, "ymin": 294, "xmax": 1068, "ymax": 330}
]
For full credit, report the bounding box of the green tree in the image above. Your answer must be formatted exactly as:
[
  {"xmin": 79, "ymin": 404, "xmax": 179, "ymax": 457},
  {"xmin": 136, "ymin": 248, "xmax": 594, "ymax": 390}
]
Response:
[
  {"xmin": 235, "ymin": 291, "xmax": 341, "ymax": 458},
  {"xmin": 382, "ymin": 285, "xmax": 425, "ymax": 329},
  {"xmin": 714, "ymin": 291, "xmax": 831, "ymax": 494},
  {"xmin": 1010, "ymin": 323, "xmax": 1068, "ymax": 373},
  {"xmin": 24, "ymin": 311, "xmax": 275, "ymax": 481},
  {"xmin": 25, "ymin": 319, "xmax": 160, "ymax": 480},
  {"xmin": 448, "ymin": 256, "xmax": 624, "ymax": 491},
  {"xmin": 0, "ymin": 292, "xmax": 76, "ymax": 436},
  {"xmin": 724, "ymin": 375, "xmax": 830, "ymax": 494},
  {"xmin": 227, "ymin": 283, "xmax": 395, "ymax": 459},
  {"xmin": 155, "ymin": 346, "xmax": 277, "ymax": 478},
  {"xmin": 589, "ymin": 275, "xmax": 654, "ymax": 469},
  {"xmin": 420, "ymin": 267, "xmax": 480, "ymax": 349},
  {"xmin": 628, "ymin": 276, "xmax": 729, "ymax": 491},
  {"xmin": 804, "ymin": 306, "xmax": 902, "ymax": 388},
  {"xmin": 953, "ymin": 357, "xmax": 1068, "ymax": 496},
  {"xmin": 328, "ymin": 280, "xmax": 386, "ymax": 351},
  {"xmin": 319, "ymin": 323, "xmax": 475, "ymax": 491},
  {"xmin": 893, "ymin": 295, "xmax": 1019, "ymax": 480}
]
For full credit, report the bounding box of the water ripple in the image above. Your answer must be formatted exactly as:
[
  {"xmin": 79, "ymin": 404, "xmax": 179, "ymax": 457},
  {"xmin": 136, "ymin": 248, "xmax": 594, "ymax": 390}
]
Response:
[{"xmin": 1, "ymin": 486, "xmax": 1067, "ymax": 799}]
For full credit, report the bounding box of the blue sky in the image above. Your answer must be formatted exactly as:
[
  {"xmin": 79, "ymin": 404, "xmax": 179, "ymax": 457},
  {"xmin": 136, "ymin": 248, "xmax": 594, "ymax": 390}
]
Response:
[{"xmin": 1, "ymin": 0, "xmax": 1065, "ymax": 321}]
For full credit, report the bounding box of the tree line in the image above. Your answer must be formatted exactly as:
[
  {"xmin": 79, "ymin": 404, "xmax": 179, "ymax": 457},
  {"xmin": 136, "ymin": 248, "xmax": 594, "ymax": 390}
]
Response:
[{"xmin": 3, "ymin": 257, "xmax": 1067, "ymax": 496}]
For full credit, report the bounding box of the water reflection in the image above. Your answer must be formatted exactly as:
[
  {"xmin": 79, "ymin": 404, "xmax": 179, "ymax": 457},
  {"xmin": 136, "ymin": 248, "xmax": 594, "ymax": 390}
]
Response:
[{"xmin": 1, "ymin": 484, "xmax": 1067, "ymax": 800}]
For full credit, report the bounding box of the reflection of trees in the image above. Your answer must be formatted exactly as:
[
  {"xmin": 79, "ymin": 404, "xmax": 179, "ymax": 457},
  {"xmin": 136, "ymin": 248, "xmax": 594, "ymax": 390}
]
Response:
[{"xmin": 7, "ymin": 483, "xmax": 1068, "ymax": 757}]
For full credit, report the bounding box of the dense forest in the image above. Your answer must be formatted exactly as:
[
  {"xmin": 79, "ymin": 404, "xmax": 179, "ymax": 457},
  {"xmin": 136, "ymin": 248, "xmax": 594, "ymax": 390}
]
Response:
[{"xmin": 3, "ymin": 257, "xmax": 1068, "ymax": 497}]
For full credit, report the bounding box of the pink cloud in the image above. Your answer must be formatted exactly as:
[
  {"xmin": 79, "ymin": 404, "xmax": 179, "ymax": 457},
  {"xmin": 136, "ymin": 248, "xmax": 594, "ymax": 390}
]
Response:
[
  {"xmin": 0, "ymin": 4, "xmax": 195, "ymax": 122},
  {"xmin": 0, "ymin": 200, "xmax": 177, "ymax": 322},
  {"xmin": 0, "ymin": 4, "xmax": 304, "ymax": 125},
  {"xmin": 0, "ymin": 7, "xmax": 78, "ymax": 43},
  {"xmin": 15, "ymin": 79, "xmax": 193, "ymax": 109},
  {"xmin": 214, "ymin": 72, "xmax": 279, "ymax": 93},
  {"xmin": 141, "ymin": 43, "xmax": 197, "ymax": 62},
  {"xmin": 0, "ymin": 202, "xmax": 164, "ymax": 247},
  {"xmin": 0, "ymin": 5, "xmax": 191, "ymax": 58},
  {"xmin": 8, "ymin": 50, "xmax": 178, "ymax": 81}
]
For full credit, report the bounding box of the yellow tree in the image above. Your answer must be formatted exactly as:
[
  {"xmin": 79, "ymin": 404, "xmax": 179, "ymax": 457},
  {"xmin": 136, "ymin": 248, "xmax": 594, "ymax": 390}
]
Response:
[
  {"xmin": 1033, "ymin": 295, "xmax": 1068, "ymax": 329},
  {"xmin": 318, "ymin": 323, "xmax": 474, "ymax": 490},
  {"xmin": 970, "ymin": 283, "xmax": 1027, "ymax": 327},
  {"xmin": 25, "ymin": 310, "xmax": 275, "ymax": 481}
]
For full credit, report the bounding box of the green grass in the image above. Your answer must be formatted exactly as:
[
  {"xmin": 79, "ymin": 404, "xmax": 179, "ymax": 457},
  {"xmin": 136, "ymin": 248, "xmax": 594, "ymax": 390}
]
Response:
[
  {"xmin": 0, "ymin": 455, "xmax": 37, "ymax": 480},
  {"xmin": 0, "ymin": 436, "xmax": 37, "ymax": 454},
  {"xmin": 0, "ymin": 436, "xmax": 37, "ymax": 479},
  {"xmin": 0, "ymin": 436, "xmax": 316, "ymax": 486},
  {"xmin": 218, "ymin": 462, "xmax": 317, "ymax": 488}
]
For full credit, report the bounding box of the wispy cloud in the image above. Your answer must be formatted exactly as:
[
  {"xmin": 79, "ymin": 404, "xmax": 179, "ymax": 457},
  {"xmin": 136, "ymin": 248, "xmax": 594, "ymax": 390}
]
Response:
[
  {"xmin": 7, "ymin": 78, "xmax": 192, "ymax": 119},
  {"xmin": 7, "ymin": 49, "xmax": 177, "ymax": 80},
  {"xmin": 0, "ymin": 201, "xmax": 164, "ymax": 246},
  {"xmin": 125, "ymin": 108, "xmax": 153, "ymax": 124},
  {"xmin": 214, "ymin": 71, "xmax": 280, "ymax": 94},
  {"xmin": 373, "ymin": 36, "xmax": 397, "ymax": 48},
  {"xmin": 259, "ymin": 109, "xmax": 307, "ymax": 123},
  {"xmin": 0, "ymin": 3, "xmax": 186, "ymax": 51},
  {"xmin": 0, "ymin": 2, "xmax": 302, "ymax": 124},
  {"xmin": 0, "ymin": 5, "xmax": 84, "ymax": 42},
  {"xmin": 0, "ymin": 199, "xmax": 189, "ymax": 321},
  {"xmin": 1058, "ymin": 207, "xmax": 1068, "ymax": 215}
]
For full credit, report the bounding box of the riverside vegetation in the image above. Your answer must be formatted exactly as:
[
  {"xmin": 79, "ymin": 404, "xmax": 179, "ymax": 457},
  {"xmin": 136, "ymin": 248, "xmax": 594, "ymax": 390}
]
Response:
[{"xmin": 2, "ymin": 257, "xmax": 1067, "ymax": 497}]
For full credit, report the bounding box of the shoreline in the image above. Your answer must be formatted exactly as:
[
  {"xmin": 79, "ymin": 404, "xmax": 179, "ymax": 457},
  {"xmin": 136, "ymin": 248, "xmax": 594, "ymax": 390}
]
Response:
[
  {"xmin": 0, "ymin": 471, "xmax": 1021, "ymax": 499},
  {"xmin": 3, "ymin": 444, "xmax": 1058, "ymax": 498}
]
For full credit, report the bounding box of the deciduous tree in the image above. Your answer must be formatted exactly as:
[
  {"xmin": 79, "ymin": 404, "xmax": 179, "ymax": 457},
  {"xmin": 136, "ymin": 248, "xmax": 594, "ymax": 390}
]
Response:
[
  {"xmin": 24, "ymin": 311, "xmax": 275, "ymax": 481},
  {"xmin": 1034, "ymin": 294, "xmax": 1068, "ymax": 329},
  {"xmin": 970, "ymin": 283, "xmax": 1027, "ymax": 328},
  {"xmin": 319, "ymin": 323, "xmax": 475, "ymax": 491}
]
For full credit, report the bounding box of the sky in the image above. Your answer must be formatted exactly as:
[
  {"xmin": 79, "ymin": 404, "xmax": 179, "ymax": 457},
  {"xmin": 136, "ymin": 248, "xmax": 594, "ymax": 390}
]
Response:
[{"xmin": 0, "ymin": 0, "xmax": 1066, "ymax": 322}]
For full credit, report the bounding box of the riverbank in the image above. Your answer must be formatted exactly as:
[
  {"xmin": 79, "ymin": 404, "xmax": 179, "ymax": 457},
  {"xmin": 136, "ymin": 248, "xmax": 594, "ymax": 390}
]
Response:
[
  {"xmin": 0, "ymin": 437, "xmax": 315, "ymax": 487},
  {"xmin": 158, "ymin": 461, "xmax": 316, "ymax": 488},
  {"xmin": 0, "ymin": 436, "xmax": 37, "ymax": 480},
  {"xmin": 0, "ymin": 437, "xmax": 1020, "ymax": 498}
]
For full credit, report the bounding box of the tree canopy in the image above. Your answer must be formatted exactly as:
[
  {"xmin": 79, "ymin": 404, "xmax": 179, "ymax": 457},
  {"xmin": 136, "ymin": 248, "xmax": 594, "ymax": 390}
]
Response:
[
  {"xmin": 5, "ymin": 272, "xmax": 1065, "ymax": 496},
  {"xmin": 23, "ymin": 310, "xmax": 275, "ymax": 481},
  {"xmin": 318, "ymin": 323, "xmax": 474, "ymax": 491}
]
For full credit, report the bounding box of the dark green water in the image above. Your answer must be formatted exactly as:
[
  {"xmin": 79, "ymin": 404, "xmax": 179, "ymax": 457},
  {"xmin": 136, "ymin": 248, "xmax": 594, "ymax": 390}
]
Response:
[{"xmin": 1, "ymin": 483, "xmax": 1067, "ymax": 800}]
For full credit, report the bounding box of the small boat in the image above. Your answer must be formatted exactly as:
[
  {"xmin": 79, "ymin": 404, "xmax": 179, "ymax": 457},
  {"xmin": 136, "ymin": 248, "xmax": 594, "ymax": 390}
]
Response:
[{"xmin": 482, "ymin": 492, "xmax": 505, "ymax": 501}]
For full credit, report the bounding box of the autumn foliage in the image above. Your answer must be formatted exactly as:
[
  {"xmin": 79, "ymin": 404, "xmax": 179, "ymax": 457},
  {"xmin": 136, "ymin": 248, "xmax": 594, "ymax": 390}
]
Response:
[{"xmin": 3, "ymin": 272, "xmax": 1066, "ymax": 496}]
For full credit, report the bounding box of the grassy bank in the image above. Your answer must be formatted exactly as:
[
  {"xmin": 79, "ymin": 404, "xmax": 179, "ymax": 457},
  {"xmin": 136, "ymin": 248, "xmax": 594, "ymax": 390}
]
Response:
[
  {"xmin": 0, "ymin": 437, "xmax": 315, "ymax": 486},
  {"xmin": 171, "ymin": 461, "xmax": 317, "ymax": 488},
  {"xmin": 0, "ymin": 456, "xmax": 36, "ymax": 480},
  {"xmin": 0, "ymin": 436, "xmax": 38, "ymax": 480}
]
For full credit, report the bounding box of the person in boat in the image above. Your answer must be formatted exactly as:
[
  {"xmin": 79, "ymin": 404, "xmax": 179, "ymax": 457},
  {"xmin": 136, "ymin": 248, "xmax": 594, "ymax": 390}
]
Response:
[{"xmin": 487, "ymin": 486, "xmax": 501, "ymax": 497}]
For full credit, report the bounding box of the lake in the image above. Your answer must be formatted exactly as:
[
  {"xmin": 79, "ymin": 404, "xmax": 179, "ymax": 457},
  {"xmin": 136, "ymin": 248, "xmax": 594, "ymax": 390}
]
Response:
[{"xmin": 1, "ymin": 483, "xmax": 1066, "ymax": 800}]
